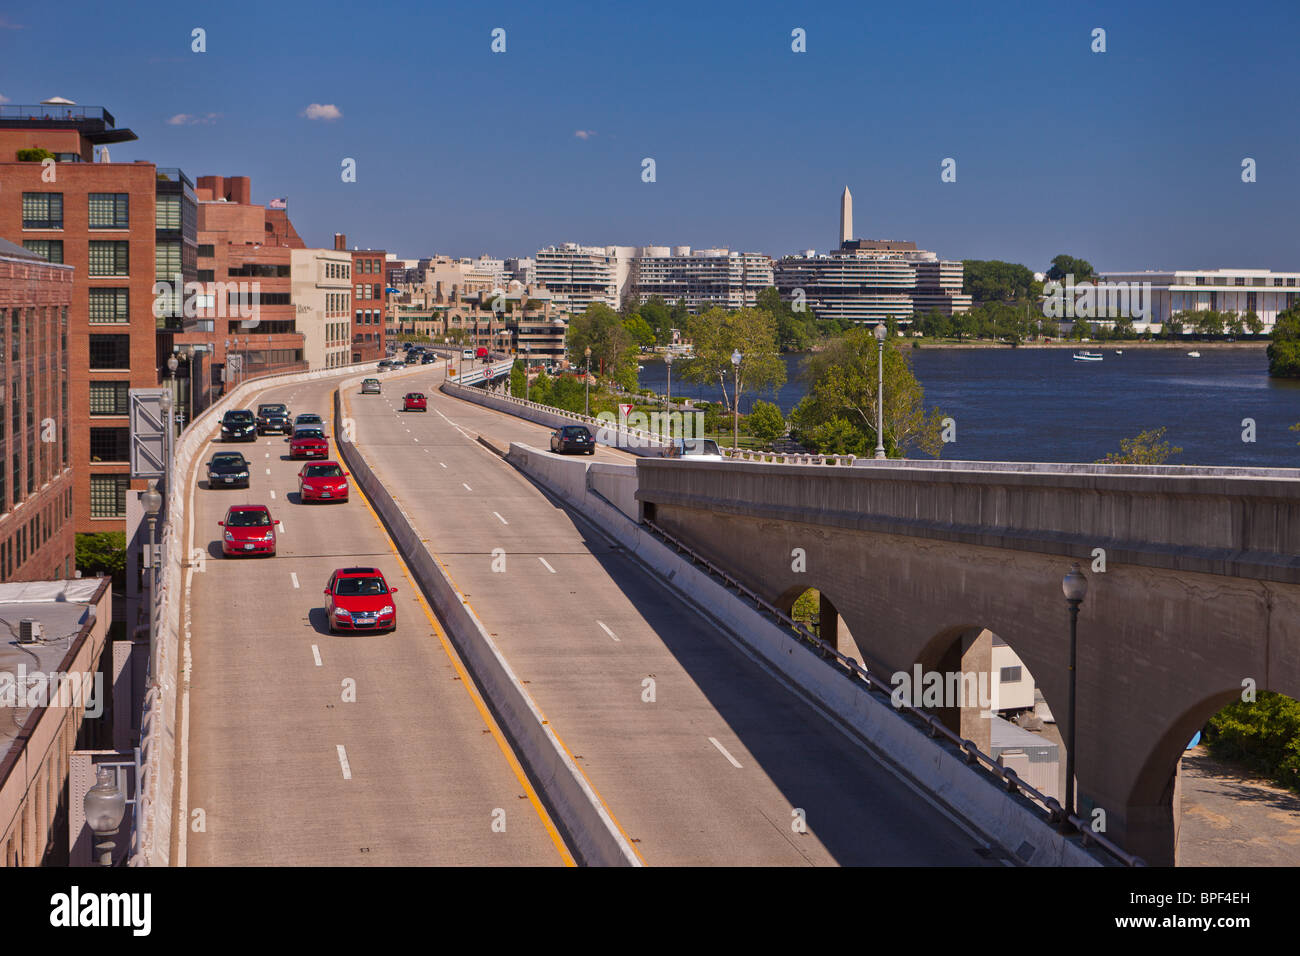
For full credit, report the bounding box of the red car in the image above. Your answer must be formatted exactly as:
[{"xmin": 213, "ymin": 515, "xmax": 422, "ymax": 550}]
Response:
[
  {"xmin": 403, "ymin": 392, "xmax": 427, "ymax": 412},
  {"xmin": 323, "ymin": 567, "xmax": 398, "ymax": 633},
  {"xmin": 289, "ymin": 425, "xmax": 329, "ymax": 459},
  {"xmin": 218, "ymin": 505, "xmax": 279, "ymax": 557},
  {"xmin": 298, "ymin": 461, "xmax": 349, "ymax": 503}
]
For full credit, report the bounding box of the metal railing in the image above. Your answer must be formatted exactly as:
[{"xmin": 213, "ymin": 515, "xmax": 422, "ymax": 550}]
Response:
[
  {"xmin": 640, "ymin": 517, "xmax": 1145, "ymax": 867},
  {"xmin": 720, "ymin": 447, "xmax": 857, "ymax": 466}
]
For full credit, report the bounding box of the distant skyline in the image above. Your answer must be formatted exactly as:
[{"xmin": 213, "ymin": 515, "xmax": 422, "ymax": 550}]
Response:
[{"xmin": 6, "ymin": 0, "xmax": 1299, "ymax": 271}]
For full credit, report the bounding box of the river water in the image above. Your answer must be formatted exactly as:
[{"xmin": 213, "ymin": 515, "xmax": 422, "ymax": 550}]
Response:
[{"xmin": 636, "ymin": 348, "xmax": 1300, "ymax": 467}]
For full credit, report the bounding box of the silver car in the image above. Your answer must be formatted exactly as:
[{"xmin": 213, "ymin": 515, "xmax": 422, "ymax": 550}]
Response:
[{"xmin": 361, "ymin": 378, "xmax": 381, "ymax": 395}]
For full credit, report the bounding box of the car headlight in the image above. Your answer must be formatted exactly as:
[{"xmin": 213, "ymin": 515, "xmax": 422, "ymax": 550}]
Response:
[
  {"xmin": 379, "ymin": 605, "xmax": 395, "ymax": 616},
  {"xmin": 334, "ymin": 608, "xmax": 351, "ymax": 619},
  {"xmin": 236, "ymin": 472, "xmax": 248, "ymax": 478},
  {"xmin": 224, "ymin": 531, "xmax": 234, "ymax": 541},
  {"xmin": 262, "ymin": 532, "xmax": 275, "ymax": 541}
]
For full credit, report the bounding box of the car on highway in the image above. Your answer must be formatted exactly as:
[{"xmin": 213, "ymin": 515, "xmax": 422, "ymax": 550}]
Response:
[
  {"xmin": 256, "ymin": 403, "xmax": 293, "ymax": 435},
  {"xmin": 207, "ymin": 452, "xmax": 251, "ymax": 488},
  {"xmin": 550, "ymin": 425, "xmax": 596, "ymax": 455},
  {"xmin": 377, "ymin": 359, "xmax": 394, "ymax": 371},
  {"xmin": 361, "ymin": 378, "xmax": 381, "ymax": 395},
  {"xmin": 421, "ymin": 352, "xmax": 437, "ymax": 365},
  {"xmin": 389, "ymin": 358, "xmax": 406, "ymax": 369},
  {"xmin": 664, "ymin": 437, "xmax": 724, "ymax": 460},
  {"xmin": 403, "ymin": 392, "xmax": 427, "ymax": 412},
  {"xmin": 298, "ymin": 461, "xmax": 349, "ymax": 503},
  {"xmin": 220, "ymin": 409, "xmax": 257, "ymax": 442},
  {"xmin": 289, "ymin": 424, "xmax": 329, "ymax": 459},
  {"xmin": 461, "ymin": 348, "xmax": 475, "ymax": 360},
  {"xmin": 293, "ymin": 413, "xmax": 324, "ymax": 428},
  {"xmin": 323, "ymin": 567, "xmax": 398, "ymax": 633},
  {"xmin": 218, "ymin": 505, "xmax": 280, "ymax": 557}
]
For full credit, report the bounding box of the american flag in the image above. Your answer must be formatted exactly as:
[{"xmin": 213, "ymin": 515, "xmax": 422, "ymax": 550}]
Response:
[{"xmin": 268, "ymin": 197, "xmax": 287, "ymax": 209}]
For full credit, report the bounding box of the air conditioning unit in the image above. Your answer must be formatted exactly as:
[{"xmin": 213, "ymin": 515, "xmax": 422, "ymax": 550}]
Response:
[{"xmin": 18, "ymin": 619, "xmax": 43, "ymax": 644}]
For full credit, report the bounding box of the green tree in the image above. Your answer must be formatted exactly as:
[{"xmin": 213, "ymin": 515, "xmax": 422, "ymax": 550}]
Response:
[
  {"xmin": 76, "ymin": 532, "xmax": 126, "ymax": 576},
  {"xmin": 1205, "ymin": 691, "xmax": 1300, "ymax": 794},
  {"xmin": 509, "ymin": 359, "xmax": 526, "ymax": 398},
  {"xmin": 640, "ymin": 296, "xmax": 673, "ymax": 343},
  {"xmin": 747, "ymin": 399, "xmax": 786, "ymax": 445},
  {"xmin": 791, "ymin": 328, "xmax": 946, "ymax": 458},
  {"xmin": 1098, "ymin": 426, "xmax": 1182, "ymax": 465},
  {"xmin": 1267, "ymin": 303, "xmax": 1300, "ymax": 378},
  {"xmin": 1244, "ymin": 311, "xmax": 1263, "ymax": 336},
  {"xmin": 622, "ymin": 314, "xmax": 655, "ymax": 349},
  {"xmin": 679, "ymin": 307, "xmax": 786, "ymax": 412},
  {"xmin": 17, "ymin": 147, "xmax": 55, "ymax": 162},
  {"xmin": 1046, "ymin": 254, "xmax": 1097, "ymax": 282},
  {"xmin": 962, "ymin": 259, "xmax": 1038, "ymax": 302},
  {"xmin": 568, "ymin": 303, "xmax": 637, "ymax": 387}
]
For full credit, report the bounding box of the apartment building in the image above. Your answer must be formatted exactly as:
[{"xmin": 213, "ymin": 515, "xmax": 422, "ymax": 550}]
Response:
[
  {"xmin": 0, "ymin": 100, "xmax": 194, "ymax": 535},
  {"xmin": 632, "ymin": 246, "xmax": 773, "ymax": 312},
  {"xmin": 291, "ymin": 248, "xmax": 353, "ymax": 369},
  {"xmin": 387, "ymin": 283, "xmax": 567, "ymax": 364},
  {"xmin": 534, "ymin": 243, "xmax": 636, "ymax": 313},
  {"xmin": 0, "ymin": 239, "xmax": 75, "ymax": 582}
]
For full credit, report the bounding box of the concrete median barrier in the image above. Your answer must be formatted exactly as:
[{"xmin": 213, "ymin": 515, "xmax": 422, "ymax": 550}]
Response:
[{"xmin": 332, "ymin": 385, "xmax": 641, "ymax": 867}]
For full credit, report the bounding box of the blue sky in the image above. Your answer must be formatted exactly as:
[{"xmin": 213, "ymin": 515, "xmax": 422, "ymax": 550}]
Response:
[{"xmin": 4, "ymin": 0, "xmax": 1297, "ymax": 271}]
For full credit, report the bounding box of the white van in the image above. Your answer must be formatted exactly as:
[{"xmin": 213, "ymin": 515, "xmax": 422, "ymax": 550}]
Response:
[{"xmin": 461, "ymin": 349, "xmax": 475, "ymax": 360}]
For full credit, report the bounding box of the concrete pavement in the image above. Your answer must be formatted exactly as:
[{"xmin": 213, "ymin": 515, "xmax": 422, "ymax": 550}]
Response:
[
  {"xmin": 346, "ymin": 365, "xmax": 999, "ymax": 865},
  {"xmin": 183, "ymin": 368, "xmax": 569, "ymax": 866}
]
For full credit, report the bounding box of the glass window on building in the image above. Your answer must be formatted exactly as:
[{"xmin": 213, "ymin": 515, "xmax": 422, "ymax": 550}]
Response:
[
  {"xmin": 22, "ymin": 192, "xmax": 63, "ymax": 229},
  {"xmin": 89, "ymin": 427, "xmax": 130, "ymax": 463},
  {"xmin": 88, "ymin": 335, "xmax": 131, "ymax": 369},
  {"xmin": 90, "ymin": 475, "xmax": 129, "ymax": 518},
  {"xmin": 88, "ymin": 193, "xmax": 129, "ymax": 229},
  {"xmin": 88, "ymin": 288, "xmax": 130, "ymax": 323},
  {"xmin": 155, "ymin": 241, "xmax": 182, "ymax": 279},
  {"xmin": 89, "ymin": 381, "xmax": 130, "ymax": 416},
  {"xmin": 155, "ymin": 194, "xmax": 181, "ymax": 230},
  {"xmin": 88, "ymin": 241, "xmax": 129, "ymax": 276},
  {"xmin": 22, "ymin": 240, "xmax": 63, "ymax": 263}
]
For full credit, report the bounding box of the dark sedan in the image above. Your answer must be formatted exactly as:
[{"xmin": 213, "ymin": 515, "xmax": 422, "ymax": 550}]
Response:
[
  {"xmin": 207, "ymin": 452, "xmax": 251, "ymax": 488},
  {"xmin": 550, "ymin": 425, "xmax": 596, "ymax": 455},
  {"xmin": 220, "ymin": 409, "xmax": 257, "ymax": 442}
]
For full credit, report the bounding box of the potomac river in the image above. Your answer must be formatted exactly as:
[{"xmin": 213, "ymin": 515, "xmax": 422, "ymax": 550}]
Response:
[{"xmin": 636, "ymin": 346, "xmax": 1300, "ymax": 468}]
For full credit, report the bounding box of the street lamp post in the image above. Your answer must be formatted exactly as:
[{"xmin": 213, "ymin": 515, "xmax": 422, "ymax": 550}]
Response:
[
  {"xmin": 874, "ymin": 322, "xmax": 887, "ymax": 459},
  {"xmin": 524, "ymin": 344, "xmax": 531, "ymax": 402},
  {"xmin": 584, "ymin": 346, "xmax": 592, "ymax": 417},
  {"xmin": 141, "ymin": 481, "xmax": 163, "ymax": 685},
  {"xmin": 1061, "ymin": 563, "xmax": 1089, "ymax": 829},
  {"xmin": 664, "ymin": 351, "xmax": 673, "ymax": 414},
  {"xmin": 166, "ymin": 352, "xmax": 180, "ymax": 431},
  {"xmin": 83, "ymin": 765, "xmax": 127, "ymax": 866},
  {"xmin": 730, "ymin": 349, "xmax": 741, "ymax": 451}
]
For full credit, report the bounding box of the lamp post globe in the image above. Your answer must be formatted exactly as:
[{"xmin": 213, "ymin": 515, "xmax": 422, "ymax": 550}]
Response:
[
  {"xmin": 873, "ymin": 323, "xmax": 887, "ymax": 459},
  {"xmin": 730, "ymin": 350, "xmax": 741, "ymax": 452},
  {"xmin": 83, "ymin": 765, "xmax": 127, "ymax": 866}
]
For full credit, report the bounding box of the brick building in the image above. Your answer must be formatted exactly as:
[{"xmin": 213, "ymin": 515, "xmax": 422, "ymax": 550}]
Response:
[
  {"xmin": 0, "ymin": 101, "xmax": 194, "ymax": 536},
  {"xmin": 335, "ymin": 234, "xmax": 386, "ymax": 363},
  {"xmin": 0, "ymin": 239, "xmax": 75, "ymax": 581}
]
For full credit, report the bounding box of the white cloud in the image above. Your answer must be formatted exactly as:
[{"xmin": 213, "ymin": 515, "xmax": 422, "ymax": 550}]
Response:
[
  {"xmin": 574, "ymin": 129, "xmax": 597, "ymax": 140},
  {"xmin": 302, "ymin": 103, "xmax": 342, "ymax": 121},
  {"xmin": 0, "ymin": 95, "xmax": 9, "ymax": 104},
  {"xmin": 167, "ymin": 112, "xmax": 220, "ymax": 126}
]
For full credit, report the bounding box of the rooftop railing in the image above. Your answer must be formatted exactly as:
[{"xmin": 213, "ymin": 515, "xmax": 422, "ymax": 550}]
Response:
[{"xmin": 0, "ymin": 104, "xmax": 116, "ymax": 126}]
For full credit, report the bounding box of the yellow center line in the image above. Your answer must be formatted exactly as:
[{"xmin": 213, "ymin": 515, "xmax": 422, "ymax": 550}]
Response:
[{"xmin": 339, "ymin": 387, "xmax": 577, "ymax": 866}]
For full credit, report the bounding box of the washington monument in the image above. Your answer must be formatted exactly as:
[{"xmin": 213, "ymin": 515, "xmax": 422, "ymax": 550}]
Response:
[{"xmin": 839, "ymin": 186, "xmax": 853, "ymax": 246}]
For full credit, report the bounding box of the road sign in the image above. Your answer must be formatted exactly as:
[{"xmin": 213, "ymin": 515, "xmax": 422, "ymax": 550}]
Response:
[
  {"xmin": 619, "ymin": 403, "xmax": 633, "ymax": 418},
  {"xmin": 129, "ymin": 389, "xmax": 170, "ymax": 479}
]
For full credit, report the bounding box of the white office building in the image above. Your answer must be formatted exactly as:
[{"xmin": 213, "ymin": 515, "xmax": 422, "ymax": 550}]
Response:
[
  {"xmin": 1098, "ymin": 268, "xmax": 1300, "ymax": 331},
  {"xmin": 534, "ymin": 243, "xmax": 637, "ymax": 313},
  {"xmin": 291, "ymin": 249, "xmax": 353, "ymax": 370}
]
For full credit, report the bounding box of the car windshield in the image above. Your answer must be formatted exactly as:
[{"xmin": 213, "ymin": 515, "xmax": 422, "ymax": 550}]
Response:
[
  {"xmin": 334, "ymin": 577, "xmax": 386, "ymax": 596},
  {"xmin": 211, "ymin": 455, "xmax": 245, "ymax": 468},
  {"xmin": 258, "ymin": 405, "xmax": 286, "ymax": 415},
  {"xmin": 294, "ymin": 428, "xmax": 325, "ymax": 440},
  {"xmin": 407, "ymin": 394, "xmax": 423, "ymax": 399},
  {"xmin": 563, "ymin": 427, "xmax": 591, "ymax": 437},
  {"xmin": 296, "ymin": 413, "xmax": 321, "ymax": 422},
  {"xmin": 227, "ymin": 510, "xmax": 271, "ymax": 527},
  {"xmin": 224, "ymin": 411, "xmax": 254, "ymax": 423},
  {"xmin": 363, "ymin": 379, "xmax": 379, "ymax": 385},
  {"xmin": 681, "ymin": 439, "xmax": 721, "ymax": 455},
  {"xmin": 304, "ymin": 464, "xmax": 344, "ymax": 478}
]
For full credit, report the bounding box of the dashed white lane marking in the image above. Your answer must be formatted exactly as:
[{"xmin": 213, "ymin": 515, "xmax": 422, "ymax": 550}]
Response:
[
  {"xmin": 336, "ymin": 745, "xmax": 352, "ymax": 780},
  {"xmin": 290, "ymin": 572, "xmax": 299, "ymax": 588},
  {"xmin": 269, "ymin": 489, "xmax": 275, "ymax": 499},
  {"xmin": 538, "ymin": 557, "xmax": 556, "ymax": 573},
  {"xmin": 597, "ymin": 620, "xmax": 620, "ymax": 642},
  {"xmin": 265, "ymin": 452, "xmax": 269, "ymax": 458},
  {"xmin": 312, "ymin": 644, "xmax": 322, "ymax": 667},
  {"xmin": 708, "ymin": 737, "xmax": 743, "ymax": 769},
  {"xmin": 440, "ymin": 462, "xmax": 446, "ymax": 468},
  {"xmin": 413, "ymin": 437, "xmax": 419, "ymax": 443},
  {"xmin": 266, "ymin": 468, "xmax": 271, "ymax": 474},
  {"xmin": 493, "ymin": 511, "xmax": 508, "ymax": 525},
  {"xmin": 462, "ymin": 482, "xmax": 472, "ymax": 492}
]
